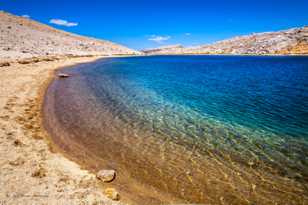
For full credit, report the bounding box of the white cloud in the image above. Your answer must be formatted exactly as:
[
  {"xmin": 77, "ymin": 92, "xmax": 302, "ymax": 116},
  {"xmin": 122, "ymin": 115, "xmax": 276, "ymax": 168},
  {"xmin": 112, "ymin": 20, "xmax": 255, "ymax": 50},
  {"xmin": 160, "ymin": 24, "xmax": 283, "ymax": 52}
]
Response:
[
  {"xmin": 185, "ymin": 33, "xmax": 191, "ymax": 36},
  {"xmin": 49, "ymin": 19, "xmax": 78, "ymax": 27},
  {"xmin": 148, "ymin": 35, "xmax": 171, "ymax": 43},
  {"xmin": 21, "ymin": 14, "xmax": 30, "ymax": 18}
]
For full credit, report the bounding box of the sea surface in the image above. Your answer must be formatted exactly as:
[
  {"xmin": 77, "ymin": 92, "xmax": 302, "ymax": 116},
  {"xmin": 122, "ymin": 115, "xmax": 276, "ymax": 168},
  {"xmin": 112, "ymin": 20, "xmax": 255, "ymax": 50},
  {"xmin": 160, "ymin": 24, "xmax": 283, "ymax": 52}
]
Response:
[{"xmin": 44, "ymin": 55, "xmax": 308, "ymax": 204}]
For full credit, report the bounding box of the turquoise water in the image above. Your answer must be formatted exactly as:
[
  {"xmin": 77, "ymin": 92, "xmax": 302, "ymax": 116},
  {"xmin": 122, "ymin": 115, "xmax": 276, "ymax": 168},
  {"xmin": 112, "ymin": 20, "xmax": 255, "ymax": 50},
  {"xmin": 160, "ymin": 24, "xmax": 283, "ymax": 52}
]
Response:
[
  {"xmin": 44, "ymin": 55, "xmax": 308, "ymax": 204},
  {"xmin": 89, "ymin": 55, "xmax": 308, "ymax": 138}
]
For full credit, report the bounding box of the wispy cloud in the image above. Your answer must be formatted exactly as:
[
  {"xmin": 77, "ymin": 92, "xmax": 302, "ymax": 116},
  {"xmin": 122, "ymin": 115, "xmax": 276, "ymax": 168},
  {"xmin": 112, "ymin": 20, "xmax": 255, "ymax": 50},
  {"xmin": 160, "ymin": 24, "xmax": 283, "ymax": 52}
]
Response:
[
  {"xmin": 148, "ymin": 35, "xmax": 171, "ymax": 43},
  {"xmin": 49, "ymin": 19, "xmax": 78, "ymax": 27},
  {"xmin": 185, "ymin": 33, "xmax": 191, "ymax": 36},
  {"xmin": 21, "ymin": 14, "xmax": 30, "ymax": 18}
]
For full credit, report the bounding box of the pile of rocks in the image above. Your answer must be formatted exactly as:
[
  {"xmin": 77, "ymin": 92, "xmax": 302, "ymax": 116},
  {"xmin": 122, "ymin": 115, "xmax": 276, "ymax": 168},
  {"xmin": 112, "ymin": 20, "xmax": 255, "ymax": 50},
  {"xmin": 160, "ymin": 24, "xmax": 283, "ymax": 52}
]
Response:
[{"xmin": 96, "ymin": 169, "xmax": 120, "ymax": 201}]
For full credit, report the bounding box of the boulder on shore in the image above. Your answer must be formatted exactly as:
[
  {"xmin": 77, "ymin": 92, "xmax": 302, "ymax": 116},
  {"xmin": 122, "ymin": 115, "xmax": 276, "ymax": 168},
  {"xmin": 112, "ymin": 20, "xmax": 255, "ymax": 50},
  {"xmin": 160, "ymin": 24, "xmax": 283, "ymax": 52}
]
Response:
[{"xmin": 96, "ymin": 169, "xmax": 116, "ymax": 182}]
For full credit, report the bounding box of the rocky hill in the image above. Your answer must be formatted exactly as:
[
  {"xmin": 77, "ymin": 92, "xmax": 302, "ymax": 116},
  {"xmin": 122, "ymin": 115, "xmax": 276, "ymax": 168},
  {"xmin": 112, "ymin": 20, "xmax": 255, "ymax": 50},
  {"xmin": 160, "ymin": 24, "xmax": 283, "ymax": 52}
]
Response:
[
  {"xmin": 0, "ymin": 11, "xmax": 139, "ymax": 62},
  {"xmin": 143, "ymin": 26, "xmax": 308, "ymax": 55},
  {"xmin": 142, "ymin": 44, "xmax": 184, "ymax": 55}
]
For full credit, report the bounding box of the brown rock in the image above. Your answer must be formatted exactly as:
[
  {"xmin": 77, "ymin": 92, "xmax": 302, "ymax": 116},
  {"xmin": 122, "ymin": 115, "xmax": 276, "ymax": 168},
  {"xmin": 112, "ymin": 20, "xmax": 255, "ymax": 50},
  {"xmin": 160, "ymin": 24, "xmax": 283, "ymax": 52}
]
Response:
[
  {"xmin": 0, "ymin": 62, "xmax": 10, "ymax": 67},
  {"xmin": 17, "ymin": 59, "xmax": 32, "ymax": 64},
  {"xmin": 41, "ymin": 56, "xmax": 56, "ymax": 62},
  {"xmin": 13, "ymin": 139, "xmax": 23, "ymax": 146},
  {"xmin": 32, "ymin": 133, "xmax": 43, "ymax": 140},
  {"xmin": 32, "ymin": 167, "xmax": 47, "ymax": 178},
  {"xmin": 9, "ymin": 157, "xmax": 25, "ymax": 166},
  {"xmin": 96, "ymin": 169, "xmax": 116, "ymax": 182},
  {"xmin": 104, "ymin": 188, "xmax": 120, "ymax": 201},
  {"xmin": 17, "ymin": 57, "xmax": 40, "ymax": 64}
]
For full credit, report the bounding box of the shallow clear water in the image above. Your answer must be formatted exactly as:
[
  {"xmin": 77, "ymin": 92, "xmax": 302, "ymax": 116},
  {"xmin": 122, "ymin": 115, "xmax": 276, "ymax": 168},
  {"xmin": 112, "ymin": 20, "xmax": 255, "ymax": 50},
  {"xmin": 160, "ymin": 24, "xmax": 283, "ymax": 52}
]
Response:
[{"xmin": 44, "ymin": 56, "xmax": 308, "ymax": 204}]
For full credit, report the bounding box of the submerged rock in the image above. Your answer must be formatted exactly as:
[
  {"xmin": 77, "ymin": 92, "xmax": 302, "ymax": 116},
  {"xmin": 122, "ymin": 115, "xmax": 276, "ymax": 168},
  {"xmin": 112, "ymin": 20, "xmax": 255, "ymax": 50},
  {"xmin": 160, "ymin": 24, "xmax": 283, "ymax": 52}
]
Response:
[
  {"xmin": 96, "ymin": 169, "xmax": 116, "ymax": 182},
  {"xmin": 104, "ymin": 188, "xmax": 120, "ymax": 201}
]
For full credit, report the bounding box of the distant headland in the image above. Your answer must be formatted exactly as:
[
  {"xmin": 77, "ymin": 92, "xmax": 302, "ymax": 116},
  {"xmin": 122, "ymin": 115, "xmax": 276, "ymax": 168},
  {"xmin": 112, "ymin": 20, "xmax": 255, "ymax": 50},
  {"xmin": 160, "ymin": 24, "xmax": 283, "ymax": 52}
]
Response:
[{"xmin": 142, "ymin": 26, "xmax": 308, "ymax": 55}]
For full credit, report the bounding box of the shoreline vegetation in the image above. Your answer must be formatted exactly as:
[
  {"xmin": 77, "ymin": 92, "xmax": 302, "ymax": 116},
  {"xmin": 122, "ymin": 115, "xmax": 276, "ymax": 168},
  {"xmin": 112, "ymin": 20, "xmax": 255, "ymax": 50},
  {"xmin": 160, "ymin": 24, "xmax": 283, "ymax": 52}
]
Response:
[{"xmin": 0, "ymin": 10, "xmax": 307, "ymax": 205}]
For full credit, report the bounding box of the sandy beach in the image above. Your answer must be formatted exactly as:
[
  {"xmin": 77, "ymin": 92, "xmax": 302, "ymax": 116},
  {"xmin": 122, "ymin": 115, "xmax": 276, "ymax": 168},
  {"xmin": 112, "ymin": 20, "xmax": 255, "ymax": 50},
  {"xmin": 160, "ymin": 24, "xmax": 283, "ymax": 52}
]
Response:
[
  {"xmin": 0, "ymin": 56, "xmax": 125, "ymax": 205},
  {"xmin": 0, "ymin": 8, "xmax": 307, "ymax": 204}
]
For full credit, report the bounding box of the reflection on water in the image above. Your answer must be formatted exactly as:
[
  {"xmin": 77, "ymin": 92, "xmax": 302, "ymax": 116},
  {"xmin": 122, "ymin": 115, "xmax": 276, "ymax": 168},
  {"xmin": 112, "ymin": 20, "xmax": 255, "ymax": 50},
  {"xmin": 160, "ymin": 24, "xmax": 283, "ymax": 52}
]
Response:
[{"xmin": 44, "ymin": 56, "xmax": 308, "ymax": 204}]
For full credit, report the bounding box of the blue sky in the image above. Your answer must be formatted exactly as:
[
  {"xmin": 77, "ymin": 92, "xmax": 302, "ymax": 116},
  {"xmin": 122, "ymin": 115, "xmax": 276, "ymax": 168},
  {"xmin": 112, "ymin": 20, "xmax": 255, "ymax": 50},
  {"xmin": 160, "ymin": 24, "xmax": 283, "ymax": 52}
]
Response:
[{"xmin": 1, "ymin": 0, "xmax": 308, "ymax": 50}]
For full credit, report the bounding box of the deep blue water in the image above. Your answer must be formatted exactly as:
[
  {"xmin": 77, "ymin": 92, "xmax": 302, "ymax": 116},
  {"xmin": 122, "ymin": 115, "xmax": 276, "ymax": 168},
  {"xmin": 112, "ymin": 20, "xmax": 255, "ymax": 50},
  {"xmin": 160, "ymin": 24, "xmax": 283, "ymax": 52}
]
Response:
[{"xmin": 45, "ymin": 55, "xmax": 308, "ymax": 203}]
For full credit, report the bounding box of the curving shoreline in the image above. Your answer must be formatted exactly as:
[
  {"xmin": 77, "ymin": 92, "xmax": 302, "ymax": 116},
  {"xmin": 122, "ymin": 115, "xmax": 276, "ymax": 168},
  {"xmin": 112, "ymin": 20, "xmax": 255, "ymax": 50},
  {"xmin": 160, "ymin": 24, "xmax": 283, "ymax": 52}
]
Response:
[
  {"xmin": 0, "ymin": 56, "xmax": 124, "ymax": 205},
  {"xmin": 42, "ymin": 56, "xmax": 308, "ymax": 205},
  {"xmin": 2, "ymin": 55, "xmax": 307, "ymax": 205}
]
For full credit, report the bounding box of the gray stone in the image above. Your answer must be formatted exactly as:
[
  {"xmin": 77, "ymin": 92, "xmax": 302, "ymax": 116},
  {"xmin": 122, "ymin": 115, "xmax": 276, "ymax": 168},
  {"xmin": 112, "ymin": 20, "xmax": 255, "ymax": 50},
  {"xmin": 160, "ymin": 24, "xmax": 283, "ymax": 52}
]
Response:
[{"xmin": 96, "ymin": 169, "xmax": 116, "ymax": 182}]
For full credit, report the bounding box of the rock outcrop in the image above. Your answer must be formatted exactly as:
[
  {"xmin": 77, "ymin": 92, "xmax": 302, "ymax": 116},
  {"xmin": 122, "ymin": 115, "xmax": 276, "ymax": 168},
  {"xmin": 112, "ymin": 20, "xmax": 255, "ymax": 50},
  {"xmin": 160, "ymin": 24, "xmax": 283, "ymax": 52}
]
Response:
[
  {"xmin": 143, "ymin": 26, "xmax": 308, "ymax": 55},
  {"xmin": 0, "ymin": 11, "xmax": 139, "ymax": 62}
]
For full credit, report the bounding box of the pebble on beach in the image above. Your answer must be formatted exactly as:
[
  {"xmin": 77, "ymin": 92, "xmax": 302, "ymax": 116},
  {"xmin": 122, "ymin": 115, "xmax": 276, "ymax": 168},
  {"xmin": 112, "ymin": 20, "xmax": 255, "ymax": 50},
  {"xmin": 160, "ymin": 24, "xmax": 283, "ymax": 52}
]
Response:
[
  {"xmin": 96, "ymin": 169, "xmax": 116, "ymax": 182},
  {"xmin": 57, "ymin": 73, "xmax": 70, "ymax": 78},
  {"xmin": 104, "ymin": 188, "xmax": 120, "ymax": 201},
  {"xmin": 31, "ymin": 167, "xmax": 47, "ymax": 178}
]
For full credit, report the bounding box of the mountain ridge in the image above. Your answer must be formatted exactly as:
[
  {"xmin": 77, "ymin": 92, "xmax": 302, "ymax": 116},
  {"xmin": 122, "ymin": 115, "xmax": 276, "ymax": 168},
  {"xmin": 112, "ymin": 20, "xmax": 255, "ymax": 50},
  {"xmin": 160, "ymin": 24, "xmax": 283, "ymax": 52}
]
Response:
[
  {"xmin": 143, "ymin": 26, "xmax": 308, "ymax": 55},
  {"xmin": 0, "ymin": 11, "xmax": 139, "ymax": 62}
]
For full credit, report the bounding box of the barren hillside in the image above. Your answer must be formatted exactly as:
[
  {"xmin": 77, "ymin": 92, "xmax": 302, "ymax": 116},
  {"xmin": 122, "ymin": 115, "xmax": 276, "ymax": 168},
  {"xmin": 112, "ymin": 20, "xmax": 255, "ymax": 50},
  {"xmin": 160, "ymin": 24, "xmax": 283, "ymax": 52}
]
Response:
[
  {"xmin": 142, "ymin": 44, "xmax": 185, "ymax": 54},
  {"xmin": 0, "ymin": 11, "xmax": 138, "ymax": 61},
  {"xmin": 143, "ymin": 26, "xmax": 308, "ymax": 55}
]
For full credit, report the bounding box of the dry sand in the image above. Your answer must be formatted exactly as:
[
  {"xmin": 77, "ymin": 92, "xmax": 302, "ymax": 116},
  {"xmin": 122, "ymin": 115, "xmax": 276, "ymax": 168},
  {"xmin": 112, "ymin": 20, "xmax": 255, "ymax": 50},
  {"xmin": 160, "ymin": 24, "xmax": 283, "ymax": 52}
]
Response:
[{"xmin": 0, "ymin": 56, "xmax": 124, "ymax": 205}]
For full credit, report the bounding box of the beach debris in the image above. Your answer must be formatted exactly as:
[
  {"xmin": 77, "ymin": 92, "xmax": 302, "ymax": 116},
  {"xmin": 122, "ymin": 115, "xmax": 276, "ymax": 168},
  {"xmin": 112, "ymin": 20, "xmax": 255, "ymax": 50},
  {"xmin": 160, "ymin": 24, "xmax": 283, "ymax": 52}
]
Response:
[
  {"xmin": 57, "ymin": 73, "xmax": 70, "ymax": 78},
  {"xmin": 104, "ymin": 188, "xmax": 120, "ymax": 201},
  {"xmin": 96, "ymin": 169, "xmax": 116, "ymax": 182},
  {"xmin": 32, "ymin": 167, "xmax": 47, "ymax": 178}
]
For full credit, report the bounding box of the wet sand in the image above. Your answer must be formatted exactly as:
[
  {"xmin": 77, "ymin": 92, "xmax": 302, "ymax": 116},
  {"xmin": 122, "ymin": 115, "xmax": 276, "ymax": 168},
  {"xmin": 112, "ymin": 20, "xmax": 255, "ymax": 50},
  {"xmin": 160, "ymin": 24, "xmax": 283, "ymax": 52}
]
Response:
[{"xmin": 0, "ymin": 56, "xmax": 125, "ymax": 205}]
